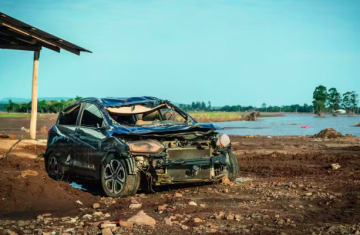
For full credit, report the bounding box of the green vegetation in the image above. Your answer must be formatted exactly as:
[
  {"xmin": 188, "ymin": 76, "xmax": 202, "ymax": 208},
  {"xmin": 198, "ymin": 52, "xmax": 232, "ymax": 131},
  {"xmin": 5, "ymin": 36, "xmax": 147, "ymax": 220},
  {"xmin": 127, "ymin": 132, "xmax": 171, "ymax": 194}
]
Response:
[
  {"xmin": 311, "ymin": 86, "xmax": 359, "ymax": 116},
  {"xmin": 180, "ymin": 102, "xmax": 313, "ymax": 113},
  {"xmin": 0, "ymin": 113, "xmax": 31, "ymax": 118},
  {"xmin": 4, "ymin": 96, "xmax": 82, "ymax": 113},
  {"xmin": 2, "ymin": 86, "xmax": 358, "ymax": 119},
  {"xmin": 327, "ymin": 88, "xmax": 341, "ymax": 111},
  {"xmin": 313, "ymin": 85, "xmax": 328, "ymax": 116},
  {"xmin": 189, "ymin": 112, "xmax": 282, "ymax": 122}
]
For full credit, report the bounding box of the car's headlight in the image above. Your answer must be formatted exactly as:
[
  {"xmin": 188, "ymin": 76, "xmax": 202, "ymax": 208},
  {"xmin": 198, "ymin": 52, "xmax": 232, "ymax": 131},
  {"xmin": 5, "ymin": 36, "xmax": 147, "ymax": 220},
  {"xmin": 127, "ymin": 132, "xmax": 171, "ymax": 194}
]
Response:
[
  {"xmin": 127, "ymin": 140, "xmax": 164, "ymax": 154},
  {"xmin": 216, "ymin": 134, "xmax": 231, "ymax": 148}
]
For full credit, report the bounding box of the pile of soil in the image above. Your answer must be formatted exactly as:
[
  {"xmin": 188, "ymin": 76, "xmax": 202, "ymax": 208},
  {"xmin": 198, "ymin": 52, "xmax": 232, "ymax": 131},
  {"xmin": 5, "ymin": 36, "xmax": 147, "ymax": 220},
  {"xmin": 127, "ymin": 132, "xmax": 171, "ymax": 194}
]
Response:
[
  {"xmin": 0, "ymin": 155, "xmax": 97, "ymax": 218},
  {"xmin": 314, "ymin": 128, "xmax": 343, "ymax": 138}
]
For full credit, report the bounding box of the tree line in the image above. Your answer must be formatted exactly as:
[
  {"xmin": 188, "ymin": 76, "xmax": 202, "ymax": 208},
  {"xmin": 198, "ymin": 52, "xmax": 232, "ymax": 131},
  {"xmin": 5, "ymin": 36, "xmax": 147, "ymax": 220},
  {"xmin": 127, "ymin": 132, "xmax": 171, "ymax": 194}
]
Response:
[
  {"xmin": 313, "ymin": 86, "xmax": 358, "ymax": 116},
  {"xmin": 3, "ymin": 87, "xmax": 358, "ymax": 115},
  {"xmin": 179, "ymin": 102, "xmax": 314, "ymax": 113},
  {"xmin": 3, "ymin": 97, "xmax": 82, "ymax": 113}
]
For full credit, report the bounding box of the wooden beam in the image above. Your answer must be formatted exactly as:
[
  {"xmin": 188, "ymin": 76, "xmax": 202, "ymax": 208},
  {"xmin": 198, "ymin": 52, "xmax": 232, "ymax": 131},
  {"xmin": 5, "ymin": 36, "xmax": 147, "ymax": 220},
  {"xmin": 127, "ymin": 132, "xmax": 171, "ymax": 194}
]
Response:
[
  {"xmin": 30, "ymin": 50, "xmax": 40, "ymax": 140},
  {"xmin": 0, "ymin": 44, "xmax": 41, "ymax": 51},
  {"xmin": 0, "ymin": 21, "xmax": 81, "ymax": 55},
  {"xmin": 0, "ymin": 31, "xmax": 60, "ymax": 52}
]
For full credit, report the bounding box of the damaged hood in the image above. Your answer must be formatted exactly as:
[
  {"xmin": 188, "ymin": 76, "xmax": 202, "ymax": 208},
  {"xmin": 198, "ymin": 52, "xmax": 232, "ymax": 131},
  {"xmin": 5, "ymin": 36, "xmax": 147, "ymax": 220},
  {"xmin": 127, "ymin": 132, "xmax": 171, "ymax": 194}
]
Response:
[{"xmin": 108, "ymin": 122, "xmax": 223, "ymax": 136}]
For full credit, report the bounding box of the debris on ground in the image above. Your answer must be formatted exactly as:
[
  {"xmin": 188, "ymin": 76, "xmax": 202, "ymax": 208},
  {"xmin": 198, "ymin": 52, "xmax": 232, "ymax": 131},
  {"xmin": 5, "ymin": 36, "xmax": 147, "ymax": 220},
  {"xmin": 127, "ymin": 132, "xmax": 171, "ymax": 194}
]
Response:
[
  {"xmin": 21, "ymin": 127, "xmax": 30, "ymax": 133},
  {"xmin": 245, "ymin": 111, "xmax": 259, "ymax": 121},
  {"xmin": 314, "ymin": 128, "xmax": 343, "ymax": 138},
  {"xmin": 76, "ymin": 200, "xmax": 83, "ymax": 206},
  {"xmin": 157, "ymin": 204, "xmax": 167, "ymax": 211},
  {"xmin": 0, "ymin": 134, "xmax": 17, "ymax": 139},
  {"xmin": 330, "ymin": 163, "xmax": 341, "ymax": 170},
  {"xmin": 221, "ymin": 176, "xmax": 231, "ymax": 185},
  {"xmin": 20, "ymin": 170, "xmax": 38, "ymax": 178},
  {"xmin": 127, "ymin": 210, "xmax": 156, "ymax": 227},
  {"xmin": 235, "ymin": 177, "xmax": 253, "ymax": 182},
  {"xmin": 1, "ymin": 135, "xmax": 360, "ymax": 234},
  {"xmin": 189, "ymin": 201, "xmax": 197, "ymax": 206},
  {"xmin": 92, "ymin": 203, "xmax": 100, "ymax": 209},
  {"xmin": 129, "ymin": 203, "xmax": 142, "ymax": 209},
  {"xmin": 174, "ymin": 192, "xmax": 182, "ymax": 198},
  {"xmin": 0, "ymin": 138, "xmax": 22, "ymax": 161},
  {"xmin": 40, "ymin": 125, "xmax": 48, "ymax": 135}
]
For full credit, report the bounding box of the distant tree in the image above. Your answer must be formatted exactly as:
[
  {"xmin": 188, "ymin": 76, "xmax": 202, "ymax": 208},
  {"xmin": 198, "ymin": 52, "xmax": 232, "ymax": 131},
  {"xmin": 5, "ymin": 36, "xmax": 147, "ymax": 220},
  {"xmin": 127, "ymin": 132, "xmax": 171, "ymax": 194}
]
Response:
[
  {"xmin": 5, "ymin": 100, "xmax": 17, "ymax": 112},
  {"xmin": 342, "ymin": 92, "xmax": 352, "ymax": 114},
  {"xmin": 327, "ymin": 88, "xmax": 341, "ymax": 112},
  {"xmin": 262, "ymin": 103, "xmax": 267, "ymax": 112},
  {"xmin": 303, "ymin": 103, "xmax": 309, "ymax": 112},
  {"xmin": 75, "ymin": 96, "xmax": 82, "ymax": 101},
  {"xmin": 208, "ymin": 101, "xmax": 211, "ymax": 111},
  {"xmin": 350, "ymin": 91, "xmax": 358, "ymax": 114},
  {"xmin": 201, "ymin": 102, "xmax": 206, "ymax": 110},
  {"xmin": 313, "ymin": 85, "xmax": 327, "ymax": 116}
]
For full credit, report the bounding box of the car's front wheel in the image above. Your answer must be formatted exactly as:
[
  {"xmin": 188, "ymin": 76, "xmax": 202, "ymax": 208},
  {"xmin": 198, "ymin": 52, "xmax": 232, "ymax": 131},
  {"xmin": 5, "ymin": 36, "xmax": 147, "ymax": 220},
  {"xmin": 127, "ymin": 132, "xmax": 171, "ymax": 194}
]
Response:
[{"xmin": 101, "ymin": 154, "xmax": 139, "ymax": 197}]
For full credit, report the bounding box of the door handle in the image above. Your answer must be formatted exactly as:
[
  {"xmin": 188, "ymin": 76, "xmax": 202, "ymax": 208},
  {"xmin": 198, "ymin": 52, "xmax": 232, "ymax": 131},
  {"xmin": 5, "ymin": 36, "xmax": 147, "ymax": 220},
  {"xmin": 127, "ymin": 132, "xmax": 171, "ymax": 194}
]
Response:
[{"xmin": 74, "ymin": 133, "xmax": 80, "ymax": 137}]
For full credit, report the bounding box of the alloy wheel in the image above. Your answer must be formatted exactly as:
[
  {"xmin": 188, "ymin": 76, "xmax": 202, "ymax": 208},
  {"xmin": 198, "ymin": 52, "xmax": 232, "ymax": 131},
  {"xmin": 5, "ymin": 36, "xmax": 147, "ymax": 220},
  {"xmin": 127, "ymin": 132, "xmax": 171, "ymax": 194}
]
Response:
[{"xmin": 104, "ymin": 159, "xmax": 126, "ymax": 194}]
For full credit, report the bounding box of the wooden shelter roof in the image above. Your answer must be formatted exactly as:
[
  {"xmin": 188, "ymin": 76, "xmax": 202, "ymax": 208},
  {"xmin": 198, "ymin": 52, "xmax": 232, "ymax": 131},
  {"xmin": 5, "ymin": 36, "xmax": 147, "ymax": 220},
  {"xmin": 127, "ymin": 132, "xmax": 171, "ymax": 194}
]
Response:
[{"xmin": 0, "ymin": 12, "xmax": 91, "ymax": 55}]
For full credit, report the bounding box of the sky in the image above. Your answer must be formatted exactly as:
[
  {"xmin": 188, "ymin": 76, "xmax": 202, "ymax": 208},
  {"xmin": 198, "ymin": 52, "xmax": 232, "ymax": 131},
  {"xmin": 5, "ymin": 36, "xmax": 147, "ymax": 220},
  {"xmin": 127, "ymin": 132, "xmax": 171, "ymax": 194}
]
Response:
[{"xmin": 0, "ymin": 0, "xmax": 360, "ymax": 107}]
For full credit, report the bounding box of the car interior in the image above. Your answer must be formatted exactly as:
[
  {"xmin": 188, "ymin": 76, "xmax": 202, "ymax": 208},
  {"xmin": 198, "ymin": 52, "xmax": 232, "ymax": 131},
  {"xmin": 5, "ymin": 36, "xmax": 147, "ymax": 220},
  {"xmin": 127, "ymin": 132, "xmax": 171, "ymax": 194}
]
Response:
[{"xmin": 106, "ymin": 105, "xmax": 186, "ymax": 126}]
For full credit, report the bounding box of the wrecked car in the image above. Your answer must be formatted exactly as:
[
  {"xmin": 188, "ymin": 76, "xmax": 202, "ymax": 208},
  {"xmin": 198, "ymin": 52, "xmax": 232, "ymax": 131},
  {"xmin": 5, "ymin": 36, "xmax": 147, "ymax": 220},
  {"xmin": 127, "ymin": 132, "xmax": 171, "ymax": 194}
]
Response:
[{"xmin": 44, "ymin": 97, "xmax": 239, "ymax": 197}]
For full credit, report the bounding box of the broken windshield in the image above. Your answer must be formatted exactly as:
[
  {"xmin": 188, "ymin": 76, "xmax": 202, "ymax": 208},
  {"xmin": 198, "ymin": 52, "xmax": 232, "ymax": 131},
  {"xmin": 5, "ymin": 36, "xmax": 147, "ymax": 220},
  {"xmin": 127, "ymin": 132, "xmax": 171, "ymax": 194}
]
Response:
[{"xmin": 106, "ymin": 104, "xmax": 190, "ymax": 127}]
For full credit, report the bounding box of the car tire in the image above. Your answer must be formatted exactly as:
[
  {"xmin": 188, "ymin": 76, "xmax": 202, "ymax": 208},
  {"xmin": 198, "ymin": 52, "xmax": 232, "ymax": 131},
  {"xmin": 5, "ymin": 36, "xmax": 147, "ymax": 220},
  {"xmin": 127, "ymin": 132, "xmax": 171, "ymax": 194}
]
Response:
[
  {"xmin": 101, "ymin": 154, "xmax": 139, "ymax": 197},
  {"xmin": 47, "ymin": 153, "xmax": 62, "ymax": 180},
  {"xmin": 228, "ymin": 152, "xmax": 239, "ymax": 181},
  {"xmin": 126, "ymin": 172, "xmax": 141, "ymax": 196}
]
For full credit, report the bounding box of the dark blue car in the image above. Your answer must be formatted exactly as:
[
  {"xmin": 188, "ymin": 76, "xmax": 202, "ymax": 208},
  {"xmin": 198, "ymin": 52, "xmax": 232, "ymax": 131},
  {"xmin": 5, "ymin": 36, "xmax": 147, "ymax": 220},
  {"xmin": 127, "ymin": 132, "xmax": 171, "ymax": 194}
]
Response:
[{"xmin": 44, "ymin": 97, "xmax": 239, "ymax": 197}]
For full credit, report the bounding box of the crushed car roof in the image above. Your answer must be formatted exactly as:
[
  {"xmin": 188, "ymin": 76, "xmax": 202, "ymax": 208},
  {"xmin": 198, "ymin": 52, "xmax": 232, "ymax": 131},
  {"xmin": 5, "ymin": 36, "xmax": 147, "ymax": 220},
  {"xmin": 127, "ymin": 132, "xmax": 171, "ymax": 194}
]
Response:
[{"xmin": 82, "ymin": 97, "xmax": 165, "ymax": 107}]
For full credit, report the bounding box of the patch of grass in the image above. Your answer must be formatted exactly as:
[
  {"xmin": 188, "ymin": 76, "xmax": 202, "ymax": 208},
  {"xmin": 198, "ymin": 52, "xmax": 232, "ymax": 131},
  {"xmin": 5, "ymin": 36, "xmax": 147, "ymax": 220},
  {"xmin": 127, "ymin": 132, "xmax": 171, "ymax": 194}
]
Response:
[
  {"xmin": 0, "ymin": 113, "xmax": 56, "ymax": 118},
  {"xmin": 189, "ymin": 112, "xmax": 244, "ymax": 122},
  {"xmin": 0, "ymin": 113, "xmax": 31, "ymax": 118},
  {"xmin": 189, "ymin": 112, "xmax": 283, "ymax": 122}
]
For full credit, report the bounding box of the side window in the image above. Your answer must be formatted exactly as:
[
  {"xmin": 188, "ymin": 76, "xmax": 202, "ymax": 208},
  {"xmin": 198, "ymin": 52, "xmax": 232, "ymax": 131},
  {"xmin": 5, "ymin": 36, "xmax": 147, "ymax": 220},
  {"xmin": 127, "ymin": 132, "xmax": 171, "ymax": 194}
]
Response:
[
  {"xmin": 81, "ymin": 103, "xmax": 106, "ymax": 128},
  {"xmin": 58, "ymin": 105, "xmax": 80, "ymax": 125}
]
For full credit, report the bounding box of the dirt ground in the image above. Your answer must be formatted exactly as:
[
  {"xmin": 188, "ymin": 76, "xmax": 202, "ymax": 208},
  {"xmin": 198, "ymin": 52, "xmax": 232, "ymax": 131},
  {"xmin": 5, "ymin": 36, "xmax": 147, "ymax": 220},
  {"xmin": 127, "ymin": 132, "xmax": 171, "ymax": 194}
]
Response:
[
  {"xmin": 1, "ymin": 134, "xmax": 360, "ymax": 235},
  {"xmin": 0, "ymin": 115, "xmax": 57, "ymax": 140}
]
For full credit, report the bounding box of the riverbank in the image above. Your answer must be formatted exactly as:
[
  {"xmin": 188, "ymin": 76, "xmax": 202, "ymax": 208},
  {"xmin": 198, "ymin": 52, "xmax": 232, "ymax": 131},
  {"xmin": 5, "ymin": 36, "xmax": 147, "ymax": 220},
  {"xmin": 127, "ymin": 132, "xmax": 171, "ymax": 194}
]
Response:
[
  {"xmin": 0, "ymin": 134, "xmax": 360, "ymax": 234},
  {"xmin": 189, "ymin": 112, "xmax": 283, "ymax": 123}
]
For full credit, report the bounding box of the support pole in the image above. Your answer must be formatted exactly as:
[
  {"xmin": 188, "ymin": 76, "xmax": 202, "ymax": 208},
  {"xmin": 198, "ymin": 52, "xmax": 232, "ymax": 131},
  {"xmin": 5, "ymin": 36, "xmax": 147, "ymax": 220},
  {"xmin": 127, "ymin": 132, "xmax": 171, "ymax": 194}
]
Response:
[{"xmin": 30, "ymin": 50, "xmax": 40, "ymax": 140}]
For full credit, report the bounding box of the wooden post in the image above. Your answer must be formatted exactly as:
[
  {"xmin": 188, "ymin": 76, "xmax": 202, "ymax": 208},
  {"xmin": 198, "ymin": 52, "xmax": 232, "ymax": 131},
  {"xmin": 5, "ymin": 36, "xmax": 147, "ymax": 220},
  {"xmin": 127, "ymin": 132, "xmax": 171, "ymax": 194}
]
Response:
[{"xmin": 30, "ymin": 50, "xmax": 40, "ymax": 140}]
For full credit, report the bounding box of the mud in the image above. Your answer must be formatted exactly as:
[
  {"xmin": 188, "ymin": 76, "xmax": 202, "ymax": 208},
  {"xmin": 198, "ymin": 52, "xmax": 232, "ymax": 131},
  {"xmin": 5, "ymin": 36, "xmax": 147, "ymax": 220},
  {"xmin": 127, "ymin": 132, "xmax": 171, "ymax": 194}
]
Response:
[
  {"xmin": 0, "ymin": 135, "xmax": 360, "ymax": 234},
  {"xmin": 314, "ymin": 128, "xmax": 343, "ymax": 139}
]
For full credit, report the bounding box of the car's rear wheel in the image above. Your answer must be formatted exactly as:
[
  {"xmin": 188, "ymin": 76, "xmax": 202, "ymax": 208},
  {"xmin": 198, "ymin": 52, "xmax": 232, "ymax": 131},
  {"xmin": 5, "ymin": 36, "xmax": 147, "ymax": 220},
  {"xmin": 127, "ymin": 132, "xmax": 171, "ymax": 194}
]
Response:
[
  {"xmin": 47, "ymin": 153, "xmax": 62, "ymax": 180},
  {"xmin": 101, "ymin": 154, "xmax": 139, "ymax": 197},
  {"xmin": 227, "ymin": 152, "xmax": 239, "ymax": 181}
]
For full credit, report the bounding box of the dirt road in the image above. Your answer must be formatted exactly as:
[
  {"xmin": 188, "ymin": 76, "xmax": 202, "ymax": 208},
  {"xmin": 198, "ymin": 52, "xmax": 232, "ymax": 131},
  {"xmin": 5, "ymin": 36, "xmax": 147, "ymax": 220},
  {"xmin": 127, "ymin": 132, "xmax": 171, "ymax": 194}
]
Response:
[{"xmin": 1, "ymin": 134, "xmax": 360, "ymax": 234}]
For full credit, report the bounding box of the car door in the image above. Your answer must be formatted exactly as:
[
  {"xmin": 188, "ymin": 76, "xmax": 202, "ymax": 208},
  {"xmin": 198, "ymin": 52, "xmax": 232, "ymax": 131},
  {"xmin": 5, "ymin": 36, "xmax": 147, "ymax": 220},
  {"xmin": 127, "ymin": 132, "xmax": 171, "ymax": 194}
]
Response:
[
  {"xmin": 52, "ymin": 104, "xmax": 81, "ymax": 173},
  {"xmin": 72, "ymin": 102, "xmax": 108, "ymax": 178}
]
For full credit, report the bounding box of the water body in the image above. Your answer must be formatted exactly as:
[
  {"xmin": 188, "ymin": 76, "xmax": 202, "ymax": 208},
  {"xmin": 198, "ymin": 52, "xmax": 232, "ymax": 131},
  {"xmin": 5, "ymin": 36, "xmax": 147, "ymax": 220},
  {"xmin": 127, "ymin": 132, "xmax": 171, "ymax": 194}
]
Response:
[{"xmin": 218, "ymin": 114, "xmax": 360, "ymax": 137}]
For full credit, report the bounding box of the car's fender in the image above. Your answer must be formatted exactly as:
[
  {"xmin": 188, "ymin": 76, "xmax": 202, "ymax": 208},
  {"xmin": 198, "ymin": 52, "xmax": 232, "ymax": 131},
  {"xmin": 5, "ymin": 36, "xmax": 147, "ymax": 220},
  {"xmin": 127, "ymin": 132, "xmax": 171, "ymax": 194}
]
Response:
[{"xmin": 100, "ymin": 136, "xmax": 136, "ymax": 176}]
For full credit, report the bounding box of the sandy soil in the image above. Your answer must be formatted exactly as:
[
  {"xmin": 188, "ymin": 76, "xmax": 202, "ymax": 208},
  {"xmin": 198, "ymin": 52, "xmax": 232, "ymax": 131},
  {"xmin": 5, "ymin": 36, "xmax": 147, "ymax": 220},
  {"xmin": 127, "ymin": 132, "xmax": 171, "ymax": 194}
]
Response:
[
  {"xmin": 0, "ymin": 134, "xmax": 360, "ymax": 235},
  {"xmin": 0, "ymin": 116, "xmax": 57, "ymax": 140}
]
